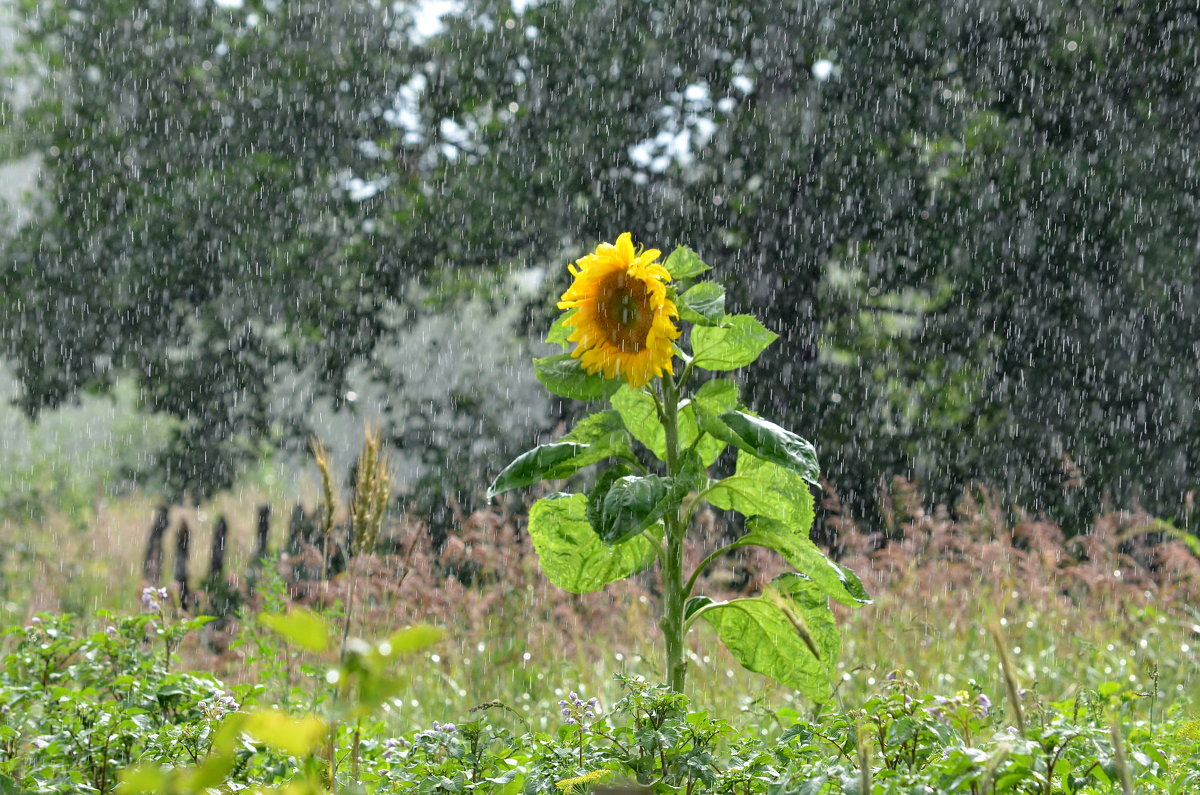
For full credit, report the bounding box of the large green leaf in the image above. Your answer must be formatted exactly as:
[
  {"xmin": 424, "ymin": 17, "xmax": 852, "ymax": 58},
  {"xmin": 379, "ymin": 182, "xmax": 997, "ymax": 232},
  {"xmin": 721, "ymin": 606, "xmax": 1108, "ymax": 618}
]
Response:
[
  {"xmin": 594, "ymin": 475, "xmax": 687, "ymax": 545},
  {"xmin": 534, "ymin": 354, "xmax": 620, "ymax": 401},
  {"xmin": 698, "ymin": 410, "xmax": 819, "ymax": 485},
  {"xmin": 706, "ymin": 451, "xmax": 815, "ymax": 531},
  {"xmin": 690, "ymin": 315, "xmax": 778, "ymax": 371},
  {"xmin": 731, "ymin": 518, "xmax": 871, "ymax": 607},
  {"xmin": 487, "ymin": 442, "xmax": 589, "ymax": 499},
  {"xmin": 678, "ymin": 282, "xmax": 726, "ymax": 326},
  {"xmin": 695, "ymin": 574, "xmax": 839, "ymax": 702},
  {"xmin": 663, "ymin": 245, "xmax": 710, "ymax": 279},
  {"xmin": 528, "ymin": 493, "xmax": 658, "ymax": 594}
]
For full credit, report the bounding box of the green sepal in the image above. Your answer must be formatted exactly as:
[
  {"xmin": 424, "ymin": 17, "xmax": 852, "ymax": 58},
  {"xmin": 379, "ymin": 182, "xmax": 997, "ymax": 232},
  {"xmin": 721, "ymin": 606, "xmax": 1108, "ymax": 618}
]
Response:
[
  {"xmin": 528, "ymin": 493, "xmax": 658, "ymax": 594},
  {"xmin": 663, "ymin": 245, "xmax": 710, "ymax": 280},
  {"xmin": 690, "ymin": 315, "xmax": 777, "ymax": 370},
  {"xmin": 546, "ymin": 309, "xmax": 577, "ymax": 348},
  {"xmin": 730, "ymin": 518, "xmax": 870, "ymax": 607},
  {"xmin": 487, "ymin": 442, "xmax": 589, "ymax": 499},
  {"xmin": 697, "ymin": 409, "xmax": 819, "ymax": 485},
  {"xmin": 706, "ymin": 450, "xmax": 815, "ymax": 531},
  {"xmin": 678, "ymin": 282, "xmax": 727, "ymax": 326},
  {"xmin": 534, "ymin": 354, "xmax": 621, "ymax": 401},
  {"xmin": 594, "ymin": 474, "xmax": 689, "ymax": 546},
  {"xmin": 694, "ymin": 573, "xmax": 839, "ymax": 702}
]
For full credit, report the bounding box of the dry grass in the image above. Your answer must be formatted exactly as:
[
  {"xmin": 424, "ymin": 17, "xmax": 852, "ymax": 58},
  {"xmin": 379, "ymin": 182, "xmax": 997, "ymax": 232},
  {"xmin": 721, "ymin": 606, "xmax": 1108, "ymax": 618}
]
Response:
[{"xmin": 3, "ymin": 477, "xmax": 1199, "ymax": 716}]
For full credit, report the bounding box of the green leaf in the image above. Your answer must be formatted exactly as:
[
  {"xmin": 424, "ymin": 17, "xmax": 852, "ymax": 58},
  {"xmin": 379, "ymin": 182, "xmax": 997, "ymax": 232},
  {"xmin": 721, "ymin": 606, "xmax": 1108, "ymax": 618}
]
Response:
[
  {"xmin": 561, "ymin": 410, "xmax": 635, "ymax": 464},
  {"xmin": 546, "ymin": 309, "xmax": 577, "ymax": 348},
  {"xmin": 699, "ymin": 410, "xmax": 819, "ymax": 485},
  {"xmin": 611, "ymin": 385, "xmax": 665, "ymax": 457},
  {"xmin": 1, "ymin": 774, "xmax": 39, "ymax": 795},
  {"xmin": 611, "ymin": 385, "xmax": 704, "ymax": 462},
  {"xmin": 258, "ymin": 608, "xmax": 331, "ymax": 653},
  {"xmin": 488, "ymin": 442, "xmax": 590, "ymax": 499},
  {"xmin": 528, "ymin": 493, "xmax": 658, "ymax": 594},
  {"xmin": 685, "ymin": 378, "xmax": 739, "ymax": 465},
  {"xmin": 594, "ymin": 475, "xmax": 687, "ymax": 545},
  {"xmin": 695, "ymin": 574, "xmax": 839, "ymax": 701},
  {"xmin": 684, "ymin": 595, "xmax": 714, "ymax": 621},
  {"xmin": 385, "ymin": 624, "xmax": 445, "ymax": 655},
  {"xmin": 241, "ymin": 709, "xmax": 327, "ymax": 757},
  {"xmin": 534, "ymin": 354, "xmax": 620, "ymax": 401},
  {"xmin": 706, "ymin": 451, "xmax": 815, "ymax": 531},
  {"xmin": 692, "ymin": 378, "xmax": 739, "ymax": 413},
  {"xmin": 678, "ymin": 282, "xmax": 727, "ymax": 325},
  {"xmin": 115, "ymin": 767, "xmax": 169, "ymax": 795},
  {"xmin": 731, "ymin": 518, "xmax": 870, "ymax": 607},
  {"xmin": 586, "ymin": 464, "xmax": 630, "ymax": 534},
  {"xmin": 663, "ymin": 245, "xmax": 710, "ymax": 279},
  {"xmin": 691, "ymin": 315, "xmax": 777, "ymax": 371}
]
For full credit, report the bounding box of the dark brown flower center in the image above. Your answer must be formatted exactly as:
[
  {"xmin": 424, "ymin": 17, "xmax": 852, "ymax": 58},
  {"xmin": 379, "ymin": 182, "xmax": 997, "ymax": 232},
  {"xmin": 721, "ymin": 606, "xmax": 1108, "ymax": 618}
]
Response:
[{"xmin": 596, "ymin": 271, "xmax": 653, "ymax": 352}]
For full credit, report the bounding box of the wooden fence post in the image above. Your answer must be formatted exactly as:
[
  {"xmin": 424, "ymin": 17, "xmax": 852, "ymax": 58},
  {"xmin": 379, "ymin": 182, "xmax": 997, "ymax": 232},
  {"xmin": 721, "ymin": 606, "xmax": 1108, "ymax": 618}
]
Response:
[
  {"xmin": 209, "ymin": 516, "xmax": 228, "ymax": 583},
  {"xmin": 142, "ymin": 505, "xmax": 169, "ymax": 583},
  {"xmin": 253, "ymin": 504, "xmax": 271, "ymax": 565},
  {"xmin": 174, "ymin": 519, "xmax": 191, "ymax": 611}
]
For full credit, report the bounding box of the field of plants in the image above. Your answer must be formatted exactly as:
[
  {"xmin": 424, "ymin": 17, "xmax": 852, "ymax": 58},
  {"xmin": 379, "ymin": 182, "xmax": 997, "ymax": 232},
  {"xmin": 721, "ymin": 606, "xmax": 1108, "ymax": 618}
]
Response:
[{"xmin": 2, "ymin": 474, "xmax": 1199, "ymax": 793}]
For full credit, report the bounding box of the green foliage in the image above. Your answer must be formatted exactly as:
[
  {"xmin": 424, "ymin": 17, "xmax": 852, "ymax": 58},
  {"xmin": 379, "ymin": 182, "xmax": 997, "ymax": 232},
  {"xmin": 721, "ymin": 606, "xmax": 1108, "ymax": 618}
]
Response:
[
  {"xmin": 693, "ymin": 575, "xmax": 839, "ymax": 701},
  {"xmin": 527, "ymin": 493, "xmax": 658, "ymax": 594},
  {"xmin": 1, "ymin": 607, "xmax": 1199, "ymax": 793},
  {"xmin": 534, "ymin": 355, "xmax": 622, "ymax": 402},
  {"xmin": 730, "ymin": 518, "xmax": 870, "ymax": 607},
  {"xmin": 488, "ymin": 442, "xmax": 591, "ymax": 499},
  {"xmin": 699, "ymin": 410, "xmax": 820, "ymax": 485},
  {"xmin": 677, "ymin": 282, "xmax": 727, "ymax": 326},
  {"xmin": 690, "ymin": 316, "xmax": 779, "ymax": 372},
  {"xmin": 5, "ymin": 0, "xmax": 1199, "ymax": 524},
  {"xmin": 663, "ymin": 246, "xmax": 711, "ymax": 280},
  {"xmin": 258, "ymin": 608, "xmax": 333, "ymax": 654},
  {"xmin": 706, "ymin": 452, "xmax": 816, "ymax": 531},
  {"xmin": 1, "ymin": 0, "xmax": 425, "ymax": 502}
]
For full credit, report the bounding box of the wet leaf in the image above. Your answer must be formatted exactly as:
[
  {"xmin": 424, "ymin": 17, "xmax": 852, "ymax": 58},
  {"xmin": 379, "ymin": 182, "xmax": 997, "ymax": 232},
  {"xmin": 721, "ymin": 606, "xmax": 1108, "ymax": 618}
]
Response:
[
  {"xmin": 534, "ymin": 354, "xmax": 620, "ymax": 401},
  {"xmin": 528, "ymin": 493, "xmax": 658, "ymax": 594},
  {"xmin": 258, "ymin": 608, "xmax": 331, "ymax": 654},
  {"xmin": 695, "ymin": 574, "xmax": 839, "ymax": 702},
  {"xmin": 488, "ymin": 442, "xmax": 590, "ymax": 499},
  {"xmin": 663, "ymin": 245, "xmax": 710, "ymax": 279},
  {"xmin": 690, "ymin": 315, "xmax": 777, "ymax": 371}
]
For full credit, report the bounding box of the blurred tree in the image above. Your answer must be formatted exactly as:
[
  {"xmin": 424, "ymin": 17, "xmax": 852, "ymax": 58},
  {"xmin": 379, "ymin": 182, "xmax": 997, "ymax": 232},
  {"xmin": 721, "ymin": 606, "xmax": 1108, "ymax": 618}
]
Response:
[
  {"xmin": 413, "ymin": 0, "xmax": 1200, "ymax": 527},
  {"xmin": 4, "ymin": 0, "xmax": 1198, "ymax": 529},
  {"xmin": 1, "ymin": 0, "xmax": 424, "ymax": 501}
]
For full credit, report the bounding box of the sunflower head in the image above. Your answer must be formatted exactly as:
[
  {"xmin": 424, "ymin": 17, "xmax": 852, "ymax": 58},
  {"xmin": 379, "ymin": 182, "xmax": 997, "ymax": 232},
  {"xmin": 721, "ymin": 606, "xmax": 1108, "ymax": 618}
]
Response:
[{"xmin": 557, "ymin": 233, "xmax": 680, "ymax": 388}]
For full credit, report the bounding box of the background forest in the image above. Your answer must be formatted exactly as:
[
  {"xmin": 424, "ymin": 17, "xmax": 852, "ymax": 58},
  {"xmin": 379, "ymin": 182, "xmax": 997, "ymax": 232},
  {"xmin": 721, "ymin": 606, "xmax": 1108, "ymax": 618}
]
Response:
[{"xmin": 1, "ymin": 0, "xmax": 1198, "ymax": 527}]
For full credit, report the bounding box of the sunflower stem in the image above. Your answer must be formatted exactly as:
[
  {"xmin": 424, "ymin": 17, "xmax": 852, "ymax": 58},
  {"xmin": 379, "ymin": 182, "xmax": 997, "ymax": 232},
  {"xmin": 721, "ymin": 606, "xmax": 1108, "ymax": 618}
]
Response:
[{"xmin": 658, "ymin": 373, "xmax": 688, "ymax": 693}]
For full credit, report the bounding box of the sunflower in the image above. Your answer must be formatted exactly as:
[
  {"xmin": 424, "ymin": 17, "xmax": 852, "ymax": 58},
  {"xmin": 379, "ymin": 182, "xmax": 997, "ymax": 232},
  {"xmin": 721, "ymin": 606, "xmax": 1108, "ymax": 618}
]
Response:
[{"xmin": 557, "ymin": 233, "xmax": 680, "ymax": 388}]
